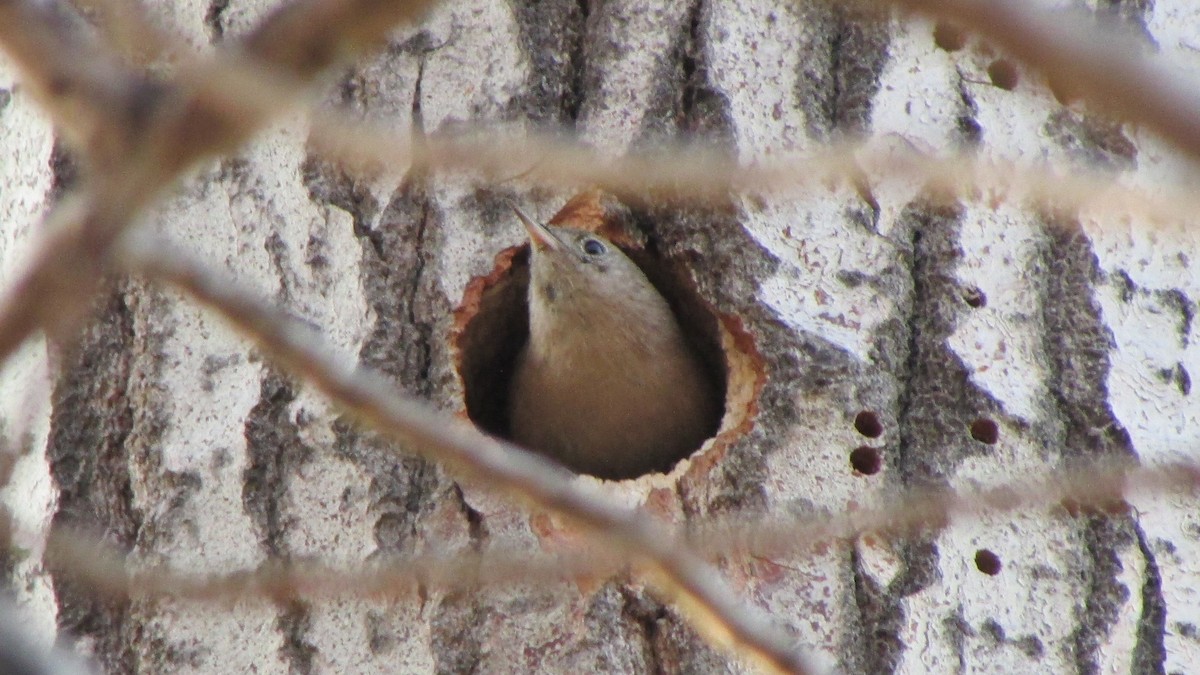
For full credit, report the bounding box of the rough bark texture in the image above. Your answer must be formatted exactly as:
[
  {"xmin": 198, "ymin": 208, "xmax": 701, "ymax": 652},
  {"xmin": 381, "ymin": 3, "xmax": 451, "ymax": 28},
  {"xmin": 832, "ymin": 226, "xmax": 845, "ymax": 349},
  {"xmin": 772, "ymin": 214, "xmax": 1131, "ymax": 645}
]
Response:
[{"xmin": 2, "ymin": 0, "xmax": 1199, "ymax": 673}]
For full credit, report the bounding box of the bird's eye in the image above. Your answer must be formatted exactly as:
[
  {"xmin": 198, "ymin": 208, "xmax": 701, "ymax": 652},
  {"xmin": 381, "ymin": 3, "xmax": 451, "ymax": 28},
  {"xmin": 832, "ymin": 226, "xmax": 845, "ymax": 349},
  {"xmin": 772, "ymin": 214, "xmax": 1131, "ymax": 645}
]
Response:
[{"xmin": 581, "ymin": 238, "xmax": 607, "ymax": 256}]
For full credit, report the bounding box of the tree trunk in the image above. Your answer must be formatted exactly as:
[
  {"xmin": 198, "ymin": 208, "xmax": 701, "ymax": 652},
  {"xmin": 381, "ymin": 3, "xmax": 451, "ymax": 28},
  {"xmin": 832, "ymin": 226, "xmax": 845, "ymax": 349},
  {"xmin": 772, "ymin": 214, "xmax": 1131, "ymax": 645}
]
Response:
[{"xmin": 1, "ymin": 0, "xmax": 1198, "ymax": 672}]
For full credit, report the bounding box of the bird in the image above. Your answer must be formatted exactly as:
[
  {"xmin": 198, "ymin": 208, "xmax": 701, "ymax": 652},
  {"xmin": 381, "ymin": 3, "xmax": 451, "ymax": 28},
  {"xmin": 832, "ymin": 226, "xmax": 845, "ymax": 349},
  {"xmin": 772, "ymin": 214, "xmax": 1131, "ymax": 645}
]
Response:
[{"xmin": 506, "ymin": 204, "xmax": 721, "ymax": 480}]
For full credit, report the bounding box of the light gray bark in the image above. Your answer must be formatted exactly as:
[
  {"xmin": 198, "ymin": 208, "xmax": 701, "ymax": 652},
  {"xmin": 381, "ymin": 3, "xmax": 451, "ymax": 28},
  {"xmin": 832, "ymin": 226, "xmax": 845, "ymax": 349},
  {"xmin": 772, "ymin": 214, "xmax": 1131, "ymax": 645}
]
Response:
[{"xmin": 1, "ymin": 0, "xmax": 1198, "ymax": 673}]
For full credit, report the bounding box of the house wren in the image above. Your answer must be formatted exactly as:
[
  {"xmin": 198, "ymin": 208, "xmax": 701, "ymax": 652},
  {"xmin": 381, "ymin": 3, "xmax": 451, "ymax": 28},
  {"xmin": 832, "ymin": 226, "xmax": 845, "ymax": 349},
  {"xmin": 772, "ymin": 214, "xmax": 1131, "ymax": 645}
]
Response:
[{"xmin": 507, "ymin": 205, "xmax": 720, "ymax": 480}]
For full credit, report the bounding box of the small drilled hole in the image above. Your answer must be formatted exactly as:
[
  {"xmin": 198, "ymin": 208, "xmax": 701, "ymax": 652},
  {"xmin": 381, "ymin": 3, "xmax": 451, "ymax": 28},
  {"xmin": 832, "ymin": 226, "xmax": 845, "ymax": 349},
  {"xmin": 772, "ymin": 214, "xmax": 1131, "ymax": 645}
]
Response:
[
  {"xmin": 975, "ymin": 549, "xmax": 1002, "ymax": 575},
  {"xmin": 933, "ymin": 22, "xmax": 967, "ymax": 51},
  {"xmin": 853, "ymin": 411, "xmax": 884, "ymax": 438},
  {"xmin": 850, "ymin": 446, "xmax": 882, "ymax": 475},
  {"xmin": 970, "ymin": 418, "xmax": 999, "ymax": 445},
  {"xmin": 987, "ymin": 59, "xmax": 1019, "ymax": 90},
  {"xmin": 963, "ymin": 286, "xmax": 986, "ymax": 308}
]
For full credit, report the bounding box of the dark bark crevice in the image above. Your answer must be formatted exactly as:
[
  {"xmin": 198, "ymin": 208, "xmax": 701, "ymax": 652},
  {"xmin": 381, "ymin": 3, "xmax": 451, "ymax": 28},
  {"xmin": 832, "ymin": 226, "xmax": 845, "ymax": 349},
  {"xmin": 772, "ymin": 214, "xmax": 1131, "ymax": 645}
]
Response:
[
  {"xmin": 242, "ymin": 371, "xmax": 305, "ymax": 558},
  {"xmin": 894, "ymin": 200, "xmax": 1002, "ymax": 487},
  {"xmin": 850, "ymin": 544, "xmax": 905, "ymax": 674},
  {"xmin": 278, "ymin": 601, "xmax": 317, "ymax": 675},
  {"xmin": 825, "ymin": 4, "xmax": 891, "ymax": 137},
  {"xmin": 203, "ymin": 0, "xmax": 230, "ymax": 42},
  {"xmin": 45, "ymin": 283, "xmax": 142, "ymax": 674},
  {"xmin": 857, "ymin": 198, "xmax": 1003, "ymax": 673},
  {"xmin": 676, "ymin": 0, "xmax": 734, "ymax": 144},
  {"xmin": 1132, "ymin": 524, "xmax": 1167, "ymax": 675},
  {"xmin": 430, "ymin": 592, "xmax": 491, "ymax": 675},
  {"xmin": 1038, "ymin": 215, "xmax": 1151, "ymax": 672},
  {"xmin": 619, "ymin": 586, "xmax": 666, "ymax": 674},
  {"xmin": 511, "ymin": 0, "xmax": 589, "ymax": 125},
  {"xmin": 794, "ymin": 1, "xmax": 890, "ymax": 140},
  {"xmin": 332, "ymin": 64, "xmax": 449, "ymax": 586}
]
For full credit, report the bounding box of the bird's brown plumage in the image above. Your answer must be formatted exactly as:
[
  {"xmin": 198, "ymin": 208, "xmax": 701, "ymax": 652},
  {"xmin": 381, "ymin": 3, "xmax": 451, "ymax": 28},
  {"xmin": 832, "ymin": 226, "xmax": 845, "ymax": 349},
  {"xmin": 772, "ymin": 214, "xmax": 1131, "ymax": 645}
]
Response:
[{"xmin": 507, "ymin": 207, "xmax": 720, "ymax": 479}]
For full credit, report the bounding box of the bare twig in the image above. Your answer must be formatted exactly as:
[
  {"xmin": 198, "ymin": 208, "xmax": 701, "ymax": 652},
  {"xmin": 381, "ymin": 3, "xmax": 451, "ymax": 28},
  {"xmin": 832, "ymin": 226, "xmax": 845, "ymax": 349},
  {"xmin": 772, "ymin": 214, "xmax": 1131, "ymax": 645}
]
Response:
[
  {"xmin": 883, "ymin": 0, "xmax": 1200, "ymax": 163},
  {"xmin": 44, "ymin": 527, "xmax": 607, "ymax": 602},
  {"xmin": 68, "ymin": 0, "xmax": 179, "ymax": 66},
  {"xmin": 0, "ymin": 0, "xmax": 814, "ymax": 666},
  {"xmin": 0, "ymin": 193, "xmax": 144, "ymax": 370},
  {"xmin": 0, "ymin": 601, "xmax": 92, "ymax": 675},
  {"xmin": 2, "ymin": 0, "xmax": 1197, "ymax": 670},
  {"xmin": 0, "ymin": 0, "xmax": 144, "ymax": 161},
  {"xmin": 698, "ymin": 459, "xmax": 1200, "ymax": 562},
  {"xmin": 309, "ymin": 121, "xmax": 1200, "ymax": 227},
  {"xmin": 0, "ymin": 126, "xmax": 1184, "ymax": 405},
  {"xmin": 239, "ymin": 0, "xmax": 436, "ymax": 80},
  {"xmin": 125, "ymin": 241, "xmax": 813, "ymax": 675},
  {"xmin": 36, "ymin": 453, "xmax": 1200, "ymax": 604},
  {"xmin": 0, "ymin": 0, "xmax": 438, "ymax": 375}
]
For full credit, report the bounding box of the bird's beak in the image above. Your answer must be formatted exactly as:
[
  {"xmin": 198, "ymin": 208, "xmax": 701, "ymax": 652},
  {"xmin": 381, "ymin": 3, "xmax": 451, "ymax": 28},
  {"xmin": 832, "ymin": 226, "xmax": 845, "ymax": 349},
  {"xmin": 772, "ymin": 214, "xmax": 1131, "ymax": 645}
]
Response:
[{"xmin": 511, "ymin": 204, "xmax": 562, "ymax": 253}]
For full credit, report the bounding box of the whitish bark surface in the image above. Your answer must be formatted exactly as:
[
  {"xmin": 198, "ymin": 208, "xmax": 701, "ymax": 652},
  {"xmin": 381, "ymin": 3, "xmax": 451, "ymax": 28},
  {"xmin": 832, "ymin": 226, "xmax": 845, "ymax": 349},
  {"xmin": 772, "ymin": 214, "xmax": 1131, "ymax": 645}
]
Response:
[{"xmin": 2, "ymin": 0, "xmax": 1199, "ymax": 673}]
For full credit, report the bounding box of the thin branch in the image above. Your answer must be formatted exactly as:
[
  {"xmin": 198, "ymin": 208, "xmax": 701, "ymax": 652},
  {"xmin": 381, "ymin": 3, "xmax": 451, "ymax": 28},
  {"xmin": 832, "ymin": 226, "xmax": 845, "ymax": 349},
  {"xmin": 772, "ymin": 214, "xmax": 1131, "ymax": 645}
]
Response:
[
  {"xmin": 0, "ymin": 193, "xmax": 139, "ymax": 368},
  {"xmin": 699, "ymin": 459, "xmax": 1200, "ymax": 562},
  {"xmin": 310, "ymin": 121, "xmax": 1200, "ymax": 226},
  {"xmin": 36, "ymin": 0, "xmax": 1191, "ymax": 225},
  {"xmin": 0, "ymin": 0, "xmax": 439, "ymax": 374},
  {"xmin": 0, "ymin": 0, "xmax": 145, "ymax": 161},
  {"xmin": 67, "ymin": 0, "xmax": 180, "ymax": 66},
  {"xmin": 35, "ymin": 453, "xmax": 1200, "ymax": 604},
  {"xmin": 0, "ymin": 0, "xmax": 1195, "ymax": 669},
  {"xmin": 124, "ymin": 241, "xmax": 813, "ymax": 675},
  {"xmin": 0, "ymin": 126, "xmax": 1180, "ymax": 405},
  {"xmin": 240, "ymin": 0, "xmax": 438, "ymax": 80},
  {"xmin": 0, "ymin": 602, "xmax": 92, "ymax": 675},
  {"xmin": 44, "ymin": 527, "xmax": 606, "ymax": 602},
  {"xmin": 882, "ymin": 0, "xmax": 1200, "ymax": 163}
]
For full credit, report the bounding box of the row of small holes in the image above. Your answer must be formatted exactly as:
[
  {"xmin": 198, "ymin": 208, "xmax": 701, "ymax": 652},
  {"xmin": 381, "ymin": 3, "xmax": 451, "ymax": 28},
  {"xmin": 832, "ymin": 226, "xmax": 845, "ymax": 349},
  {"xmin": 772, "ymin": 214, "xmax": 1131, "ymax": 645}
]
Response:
[
  {"xmin": 852, "ymin": 411, "xmax": 884, "ymax": 475},
  {"xmin": 857, "ymin": 412, "xmax": 998, "ymax": 442},
  {"xmin": 857, "ymin": 414, "xmax": 999, "ymax": 444},
  {"xmin": 851, "ymin": 413, "xmax": 1001, "ymax": 473},
  {"xmin": 854, "ymin": 409, "xmax": 1006, "ymax": 576},
  {"xmin": 933, "ymin": 22, "xmax": 1021, "ymax": 91}
]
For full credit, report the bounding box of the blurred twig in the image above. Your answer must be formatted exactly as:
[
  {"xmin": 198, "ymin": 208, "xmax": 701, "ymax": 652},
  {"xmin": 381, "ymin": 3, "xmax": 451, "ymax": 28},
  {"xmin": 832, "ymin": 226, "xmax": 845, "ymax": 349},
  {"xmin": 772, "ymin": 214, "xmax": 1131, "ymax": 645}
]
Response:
[
  {"xmin": 38, "ymin": 452, "xmax": 1200, "ymax": 603},
  {"xmin": 0, "ymin": 0, "xmax": 817, "ymax": 668},
  {"xmin": 700, "ymin": 459, "xmax": 1199, "ymax": 561},
  {"xmin": 0, "ymin": 602, "xmax": 91, "ymax": 675},
  {"xmin": 68, "ymin": 0, "xmax": 179, "ymax": 66},
  {"xmin": 310, "ymin": 122, "xmax": 1200, "ymax": 226},
  {"xmin": 0, "ymin": 0, "xmax": 439, "ymax": 374},
  {"xmin": 124, "ymin": 240, "xmax": 813, "ymax": 675},
  {"xmin": 3, "ymin": 0, "xmax": 1200, "ymax": 672},
  {"xmin": 886, "ymin": 0, "xmax": 1200, "ymax": 163}
]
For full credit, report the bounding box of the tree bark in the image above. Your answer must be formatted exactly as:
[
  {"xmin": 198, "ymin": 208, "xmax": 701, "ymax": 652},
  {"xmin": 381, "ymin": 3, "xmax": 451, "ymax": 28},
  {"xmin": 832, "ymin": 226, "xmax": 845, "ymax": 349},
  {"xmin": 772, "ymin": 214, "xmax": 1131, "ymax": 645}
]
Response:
[{"xmin": 1, "ymin": 0, "xmax": 1198, "ymax": 673}]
